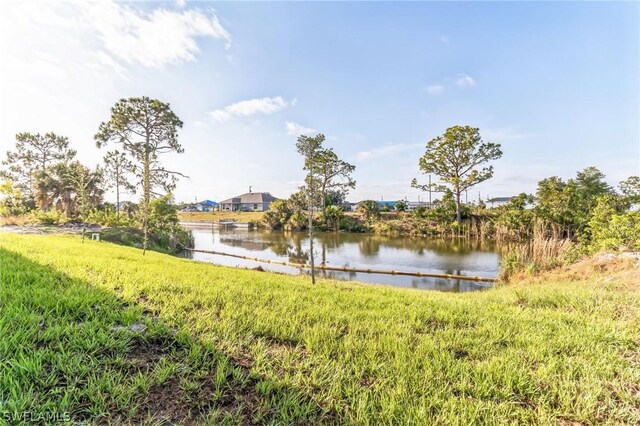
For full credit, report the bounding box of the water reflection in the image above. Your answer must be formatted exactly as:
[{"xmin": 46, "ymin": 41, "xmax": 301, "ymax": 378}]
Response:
[{"xmin": 186, "ymin": 226, "xmax": 500, "ymax": 292}]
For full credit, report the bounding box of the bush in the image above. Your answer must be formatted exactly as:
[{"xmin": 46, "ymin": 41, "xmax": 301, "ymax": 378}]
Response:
[
  {"xmin": 146, "ymin": 195, "xmax": 193, "ymax": 251},
  {"xmin": 25, "ymin": 209, "xmax": 69, "ymax": 225},
  {"xmin": 339, "ymin": 216, "xmax": 367, "ymax": 233},
  {"xmin": 494, "ymin": 193, "xmax": 535, "ymax": 241},
  {"xmin": 589, "ymin": 210, "xmax": 640, "ymax": 252},
  {"xmin": 321, "ymin": 205, "xmax": 344, "ymax": 231},
  {"xmin": 357, "ymin": 200, "xmax": 381, "ymax": 224},
  {"xmin": 263, "ymin": 199, "xmax": 294, "ymax": 230},
  {"xmin": 86, "ymin": 207, "xmax": 138, "ymax": 228},
  {"xmin": 372, "ymin": 220, "xmax": 411, "ymax": 236},
  {"xmin": 285, "ymin": 211, "xmax": 307, "ymax": 231},
  {"xmin": 0, "ymin": 180, "xmax": 32, "ymax": 217}
]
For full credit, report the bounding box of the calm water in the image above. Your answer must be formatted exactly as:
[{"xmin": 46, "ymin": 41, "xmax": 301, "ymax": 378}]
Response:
[{"xmin": 183, "ymin": 225, "xmax": 501, "ymax": 292}]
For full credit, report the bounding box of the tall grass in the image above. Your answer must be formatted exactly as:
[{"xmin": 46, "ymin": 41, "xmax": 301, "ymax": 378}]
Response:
[{"xmin": 499, "ymin": 237, "xmax": 574, "ymax": 280}]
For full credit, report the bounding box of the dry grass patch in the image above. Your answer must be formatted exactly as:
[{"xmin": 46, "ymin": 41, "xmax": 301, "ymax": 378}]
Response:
[{"xmin": 177, "ymin": 211, "xmax": 265, "ymax": 223}]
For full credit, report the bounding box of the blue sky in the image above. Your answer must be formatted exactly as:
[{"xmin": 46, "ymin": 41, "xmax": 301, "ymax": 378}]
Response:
[{"xmin": 1, "ymin": 1, "xmax": 638, "ymax": 203}]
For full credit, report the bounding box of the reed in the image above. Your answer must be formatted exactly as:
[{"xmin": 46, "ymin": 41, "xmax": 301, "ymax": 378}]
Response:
[{"xmin": 499, "ymin": 236, "xmax": 574, "ymax": 280}]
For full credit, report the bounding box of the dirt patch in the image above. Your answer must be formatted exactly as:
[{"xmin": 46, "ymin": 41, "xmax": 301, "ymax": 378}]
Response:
[
  {"xmin": 118, "ymin": 333, "xmax": 276, "ymax": 425},
  {"xmin": 125, "ymin": 336, "xmax": 171, "ymax": 374},
  {"xmin": 451, "ymin": 347, "xmax": 470, "ymax": 360},
  {"xmin": 134, "ymin": 377, "xmax": 192, "ymax": 425}
]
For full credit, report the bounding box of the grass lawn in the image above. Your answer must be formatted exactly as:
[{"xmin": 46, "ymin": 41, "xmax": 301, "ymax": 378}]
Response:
[
  {"xmin": 1, "ymin": 234, "xmax": 639, "ymax": 424},
  {"xmin": 177, "ymin": 211, "xmax": 265, "ymax": 223}
]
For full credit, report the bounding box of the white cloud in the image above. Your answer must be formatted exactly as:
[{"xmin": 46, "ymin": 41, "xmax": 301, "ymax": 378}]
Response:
[
  {"xmin": 210, "ymin": 97, "xmax": 291, "ymax": 122},
  {"xmin": 456, "ymin": 74, "xmax": 476, "ymax": 87},
  {"xmin": 285, "ymin": 122, "xmax": 316, "ymax": 136},
  {"xmin": 425, "ymin": 84, "xmax": 445, "ymax": 95},
  {"xmin": 355, "ymin": 143, "xmax": 422, "ymax": 161},
  {"xmin": 1, "ymin": 1, "xmax": 231, "ymax": 81},
  {"xmin": 82, "ymin": 1, "xmax": 231, "ymax": 67}
]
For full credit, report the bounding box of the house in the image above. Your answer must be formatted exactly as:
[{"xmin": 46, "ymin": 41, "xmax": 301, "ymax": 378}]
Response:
[
  {"xmin": 353, "ymin": 200, "xmax": 432, "ymax": 212},
  {"xmin": 219, "ymin": 192, "xmax": 278, "ymax": 212},
  {"xmin": 196, "ymin": 199, "xmax": 218, "ymax": 212},
  {"xmin": 486, "ymin": 196, "xmax": 516, "ymax": 208},
  {"xmin": 406, "ymin": 201, "xmax": 432, "ymax": 211},
  {"xmin": 343, "ymin": 202, "xmax": 358, "ymax": 212}
]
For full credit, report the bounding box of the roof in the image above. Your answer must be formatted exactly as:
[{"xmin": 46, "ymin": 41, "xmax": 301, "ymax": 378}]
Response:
[
  {"xmin": 357, "ymin": 200, "xmax": 399, "ymax": 206},
  {"xmin": 197, "ymin": 199, "xmax": 218, "ymax": 206},
  {"xmin": 219, "ymin": 192, "xmax": 279, "ymax": 204},
  {"xmin": 487, "ymin": 196, "xmax": 516, "ymax": 203}
]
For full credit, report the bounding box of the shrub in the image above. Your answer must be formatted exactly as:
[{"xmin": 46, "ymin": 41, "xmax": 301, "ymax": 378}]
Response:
[
  {"xmin": 86, "ymin": 207, "xmax": 138, "ymax": 228},
  {"xmin": 0, "ymin": 180, "xmax": 32, "ymax": 216},
  {"xmin": 494, "ymin": 193, "xmax": 535, "ymax": 241},
  {"xmin": 285, "ymin": 211, "xmax": 307, "ymax": 231},
  {"xmin": 322, "ymin": 205, "xmax": 344, "ymax": 231},
  {"xmin": 357, "ymin": 200, "xmax": 381, "ymax": 224},
  {"xmin": 589, "ymin": 210, "xmax": 640, "ymax": 252},
  {"xmin": 25, "ymin": 209, "xmax": 69, "ymax": 225}
]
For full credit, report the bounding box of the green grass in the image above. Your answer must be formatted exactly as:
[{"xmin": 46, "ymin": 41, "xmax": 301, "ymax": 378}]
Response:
[{"xmin": 1, "ymin": 234, "xmax": 639, "ymax": 424}]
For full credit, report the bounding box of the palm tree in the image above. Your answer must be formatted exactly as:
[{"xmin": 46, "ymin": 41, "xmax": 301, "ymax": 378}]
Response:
[{"xmin": 357, "ymin": 200, "xmax": 380, "ymax": 225}]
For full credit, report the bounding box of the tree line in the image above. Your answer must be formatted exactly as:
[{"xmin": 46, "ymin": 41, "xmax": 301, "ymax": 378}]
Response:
[{"xmin": 0, "ymin": 97, "xmax": 187, "ymax": 252}]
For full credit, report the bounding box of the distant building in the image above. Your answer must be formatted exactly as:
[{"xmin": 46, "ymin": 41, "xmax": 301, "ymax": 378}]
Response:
[
  {"xmin": 406, "ymin": 201, "xmax": 432, "ymax": 211},
  {"xmin": 352, "ymin": 200, "xmax": 433, "ymax": 212},
  {"xmin": 219, "ymin": 192, "xmax": 278, "ymax": 212},
  {"xmin": 196, "ymin": 200, "xmax": 219, "ymax": 212},
  {"xmin": 486, "ymin": 196, "xmax": 516, "ymax": 208},
  {"xmin": 377, "ymin": 200, "xmax": 397, "ymax": 210},
  {"xmin": 343, "ymin": 202, "xmax": 358, "ymax": 212}
]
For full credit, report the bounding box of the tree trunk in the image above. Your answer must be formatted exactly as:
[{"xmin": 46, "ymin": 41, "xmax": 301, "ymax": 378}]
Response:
[
  {"xmin": 142, "ymin": 153, "xmax": 150, "ymax": 255},
  {"xmin": 115, "ymin": 178, "xmax": 120, "ymax": 223},
  {"xmin": 455, "ymin": 191, "xmax": 462, "ymax": 223},
  {"xmin": 321, "ymin": 183, "xmax": 327, "ymax": 222},
  {"xmin": 308, "ymin": 197, "xmax": 315, "ymax": 284}
]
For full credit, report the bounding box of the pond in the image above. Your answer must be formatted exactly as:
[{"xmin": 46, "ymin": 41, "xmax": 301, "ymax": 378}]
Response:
[{"xmin": 183, "ymin": 225, "xmax": 501, "ymax": 292}]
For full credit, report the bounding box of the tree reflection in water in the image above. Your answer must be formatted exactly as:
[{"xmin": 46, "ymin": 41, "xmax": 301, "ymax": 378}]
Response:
[{"xmin": 188, "ymin": 226, "xmax": 499, "ymax": 292}]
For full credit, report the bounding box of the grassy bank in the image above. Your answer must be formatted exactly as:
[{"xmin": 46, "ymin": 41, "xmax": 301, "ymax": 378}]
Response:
[
  {"xmin": 1, "ymin": 234, "xmax": 639, "ymax": 424},
  {"xmin": 177, "ymin": 211, "xmax": 265, "ymax": 223}
]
